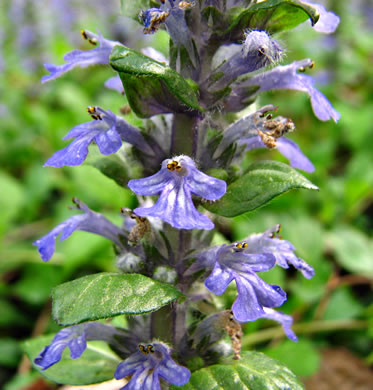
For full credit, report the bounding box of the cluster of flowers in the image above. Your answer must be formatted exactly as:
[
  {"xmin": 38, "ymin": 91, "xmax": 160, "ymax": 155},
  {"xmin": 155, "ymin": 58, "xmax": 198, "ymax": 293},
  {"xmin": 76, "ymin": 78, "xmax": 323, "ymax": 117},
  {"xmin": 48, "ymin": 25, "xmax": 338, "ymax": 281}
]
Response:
[{"xmin": 32, "ymin": 0, "xmax": 339, "ymax": 388}]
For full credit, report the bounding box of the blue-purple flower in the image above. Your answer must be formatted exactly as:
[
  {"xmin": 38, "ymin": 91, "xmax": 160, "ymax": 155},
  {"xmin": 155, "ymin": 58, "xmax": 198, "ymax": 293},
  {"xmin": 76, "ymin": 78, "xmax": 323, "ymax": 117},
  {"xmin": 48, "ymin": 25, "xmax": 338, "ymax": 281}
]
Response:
[
  {"xmin": 139, "ymin": 8, "xmax": 170, "ymax": 34},
  {"xmin": 242, "ymin": 225, "xmax": 315, "ymax": 279},
  {"xmin": 128, "ymin": 155, "xmax": 226, "ymax": 230},
  {"xmin": 44, "ymin": 106, "xmax": 153, "ymax": 167},
  {"xmin": 241, "ymin": 59, "xmax": 340, "ymax": 122},
  {"xmin": 114, "ymin": 342, "xmax": 190, "ymax": 389},
  {"xmin": 33, "ymin": 199, "xmax": 125, "ymax": 262},
  {"xmin": 304, "ymin": 1, "xmax": 340, "ymax": 33},
  {"xmin": 208, "ymin": 31, "xmax": 283, "ymax": 89},
  {"xmin": 35, "ymin": 322, "xmax": 117, "ymax": 370},
  {"xmin": 42, "ymin": 30, "xmax": 121, "ymax": 83},
  {"xmin": 240, "ymin": 135, "xmax": 315, "ymax": 173},
  {"xmin": 187, "ymin": 244, "xmax": 286, "ymax": 322},
  {"xmin": 261, "ymin": 308, "xmax": 298, "ymax": 341},
  {"xmin": 214, "ymin": 105, "xmax": 314, "ymax": 172}
]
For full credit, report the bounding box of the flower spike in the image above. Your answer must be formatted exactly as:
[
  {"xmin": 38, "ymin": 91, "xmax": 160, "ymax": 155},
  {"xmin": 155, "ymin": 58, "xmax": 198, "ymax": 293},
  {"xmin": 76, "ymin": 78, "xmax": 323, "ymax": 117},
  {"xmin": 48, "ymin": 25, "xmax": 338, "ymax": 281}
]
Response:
[{"xmin": 128, "ymin": 155, "xmax": 226, "ymax": 230}]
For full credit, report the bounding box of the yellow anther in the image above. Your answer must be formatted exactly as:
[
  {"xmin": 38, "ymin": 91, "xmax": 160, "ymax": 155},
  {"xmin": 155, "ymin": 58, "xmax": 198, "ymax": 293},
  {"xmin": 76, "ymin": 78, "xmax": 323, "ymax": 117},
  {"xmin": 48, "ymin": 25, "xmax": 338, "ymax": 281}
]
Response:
[
  {"xmin": 91, "ymin": 114, "xmax": 102, "ymax": 120},
  {"xmin": 80, "ymin": 29, "xmax": 97, "ymax": 45},
  {"xmin": 236, "ymin": 243, "xmax": 242, "ymax": 249},
  {"xmin": 87, "ymin": 106, "xmax": 96, "ymax": 114},
  {"xmin": 242, "ymin": 242, "xmax": 248, "ymax": 249},
  {"xmin": 146, "ymin": 344, "xmax": 155, "ymax": 353},
  {"xmin": 139, "ymin": 344, "xmax": 148, "ymax": 354},
  {"xmin": 167, "ymin": 160, "xmax": 179, "ymax": 171}
]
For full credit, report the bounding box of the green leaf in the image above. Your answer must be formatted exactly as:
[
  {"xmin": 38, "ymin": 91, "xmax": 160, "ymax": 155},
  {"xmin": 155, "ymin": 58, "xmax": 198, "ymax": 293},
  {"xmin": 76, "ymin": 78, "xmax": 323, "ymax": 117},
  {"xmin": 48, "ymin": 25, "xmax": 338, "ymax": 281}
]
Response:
[
  {"xmin": 203, "ymin": 161, "xmax": 318, "ymax": 217},
  {"xmin": 52, "ymin": 272, "xmax": 183, "ymax": 325},
  {"xmin": 327, "ymin": 226, "xmax": 373, "ymax": 278},
  {"xmin": 226, "ymin": 0, "xmax": 320, "ymax": 40},
  {"xmin": 322, "ymin": 287, "xmax": 364, "ymax": 321},
  {"xmin": 23, "ymin": 335, "xmax": 120, "ymax": 385},
  {"xmin": 90, "ymin": 154, "xmax": 130, "ymax": 188},
  {"xmin": 110, "ymin": 45, "xmax": 203, "ymax": 118},
  {"xmin": 264, "ymin": 339, "xmax": 320, "ymax": 377},
  {"xmin": 172, "ymin": 351, "xmax": 304, "ymax": 390}
]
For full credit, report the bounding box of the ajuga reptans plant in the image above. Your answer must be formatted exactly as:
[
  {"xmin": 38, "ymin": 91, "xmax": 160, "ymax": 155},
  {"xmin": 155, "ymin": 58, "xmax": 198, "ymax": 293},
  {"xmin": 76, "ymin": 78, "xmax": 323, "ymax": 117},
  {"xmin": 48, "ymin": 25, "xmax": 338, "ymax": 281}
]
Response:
[{"xmin": 28, "ymin": 1, "xmax": 340, "ymax": 389}]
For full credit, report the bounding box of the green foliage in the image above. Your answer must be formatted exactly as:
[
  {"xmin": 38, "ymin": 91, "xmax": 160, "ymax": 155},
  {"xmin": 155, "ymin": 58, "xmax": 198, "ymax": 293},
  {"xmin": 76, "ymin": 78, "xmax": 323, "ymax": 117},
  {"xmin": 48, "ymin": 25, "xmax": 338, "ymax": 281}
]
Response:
[
  {"xmin": 226, "ymin": 0, "xmax": 320, "ymax": 40},
  {"xmin": 327, "ymin": 226, "xmax": 373, "ymax": 277},
  {"xmin": 23, "ymin": 335, "xmax": 120, "ymax": 385},
  {"xmin": 110, "ymin": 45, "xmax": 203, "ymax": 118},
  {"xmin": 171, "ymin": 351, "xmax": 304, "ymax": 390},
  {"xmin": 90, "ymin": 154, "xmax": 130, "ymax": 188},
  {"xmin": 52, "ymin": 272, "xmax": 184, "ymax": 325},
  {"xmin": 204, "ymin": 161, "xmax": 318, "ymax": 217},
  {"xmin": 264, "ymin": 339, "xmax": 320, "ymax": 378}
]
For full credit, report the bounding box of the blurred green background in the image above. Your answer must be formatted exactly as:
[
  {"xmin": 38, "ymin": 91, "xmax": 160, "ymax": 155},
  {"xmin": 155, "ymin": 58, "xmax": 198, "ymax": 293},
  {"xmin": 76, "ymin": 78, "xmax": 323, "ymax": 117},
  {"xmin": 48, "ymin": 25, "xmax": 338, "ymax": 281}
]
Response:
[{"xmin": 1, "ymin": 0, "xmax": 372, "ymax": 389}]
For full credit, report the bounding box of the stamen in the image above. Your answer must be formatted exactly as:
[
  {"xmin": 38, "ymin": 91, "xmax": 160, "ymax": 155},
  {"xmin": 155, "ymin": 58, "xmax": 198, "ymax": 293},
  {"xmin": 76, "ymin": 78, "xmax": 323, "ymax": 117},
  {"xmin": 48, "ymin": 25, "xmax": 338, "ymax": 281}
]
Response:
[
  {"xmin": 87, "ymin": 106, "xmax": 102, "ymax": 120},
  {"xmin": 140, "ymin": 9, "xmax": 170, "ymax": 35},
  {"xmin": 80, "ymin": 29, "xmax": 97, "ymax": 45},
  {"xmin": 167, "ymin": 160, "xmax": 179, "ymax": 171},
  {"xmin": 139, "ymin": 344, "xmax": 148, "ymax": 354},
  {"xmin": 146, "ymin": 344, "xmax": 155, "ymax": 353}
]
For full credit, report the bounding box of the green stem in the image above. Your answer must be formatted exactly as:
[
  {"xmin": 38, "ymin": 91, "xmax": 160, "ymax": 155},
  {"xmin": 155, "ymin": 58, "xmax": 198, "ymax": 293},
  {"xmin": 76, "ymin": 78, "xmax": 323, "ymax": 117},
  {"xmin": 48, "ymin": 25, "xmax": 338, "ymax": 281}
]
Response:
[
  {"xmin": 171, "ymin": 113, "xmax": 198, "ymax": 157},
  {"xmin": 242, "ymin": 320, "xmax": 369, "ymax": 348},
  {"xmin": 151, "ymin": 306, "xmax": 173, "ymax": 344}
]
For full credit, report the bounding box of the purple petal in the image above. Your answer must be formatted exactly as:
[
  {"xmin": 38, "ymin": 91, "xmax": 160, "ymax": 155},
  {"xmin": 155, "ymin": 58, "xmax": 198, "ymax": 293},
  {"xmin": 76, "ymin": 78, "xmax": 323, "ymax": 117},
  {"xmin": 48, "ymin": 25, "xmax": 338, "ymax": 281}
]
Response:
[
  {"xmin": 245, "ymin": 59, "xmax": 340, "ymax": 122},
  {"xmin": 68, "ymin": 337, "xmax": 87, "ymax": 359},
  {"xmin": 186, "ymin": 164, "xmax": 227, "ymax": 200},
  {"xmin": 44, "ymin": 132, "xmax": 96, "ymax": 167},
  {"xmin": 304, "ymin": 1, "xmax": 340, "ymax": 33},
  {"xmin": 129, "ymin": 156, "xmax": 224, "ymax": 230},
  {"xmin": 114, "ymin": 354, "xmax": 147, "ymax": 379},
  {"xmin": 185, "ymin": 246, "xmax": 220, "ymax": 275},
  {"xmin": 233, "ymin": 274, "xmax": 286, "ymax": 322},
  {"xmin": 95, "ymin": 126, "xmax": 122, "ymax": 155},
  {"xmin": 262, "ymin": 308, "xmax": 298, "ymax": 341},
  {"xmin": 158, "ymin": 359, "xmax": 191, "ymax": 386},
  {"xmin": 41, "ymin": 31, "xmax": 120, "ymax": 83},
  {"xmin": 134, "ymin": 181, "xmax": 214, "ymax": 230},
  {"xmin": 33, "ymin": 214, "xmax": 86, "ymax": 261},
  {"xmin": 276, "ymin": 138, "xmax": 315, "ymax": 172},
  {"xmin": 34, "ymin": 325, "xmax": 86, "ymax": 370},
  {"xmin": 33, "ymin": 202, "xmax": 124, "ymax": 261},
  {"xmin": 128, "ymin": 170, "xmax": 172, "ymax": 196},
  {"xmin": 104, "ymin": 75, "xmax": 125, "ymax": 94},
  {"xmin": 240, "ymin": 135, "xmax": 265, "ymax": 151},
  {"xmin": 205, "ymin": 263, "xmax": 235, "ymax": 295},
  {"xmin": 233, "ymin": 276, "xmax": 265, "ymax": 322}
]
